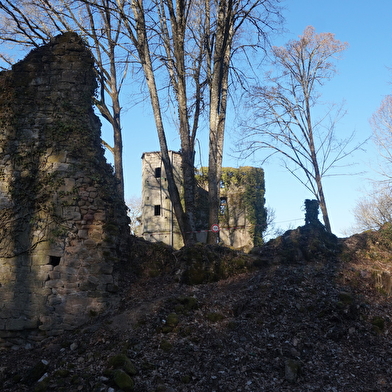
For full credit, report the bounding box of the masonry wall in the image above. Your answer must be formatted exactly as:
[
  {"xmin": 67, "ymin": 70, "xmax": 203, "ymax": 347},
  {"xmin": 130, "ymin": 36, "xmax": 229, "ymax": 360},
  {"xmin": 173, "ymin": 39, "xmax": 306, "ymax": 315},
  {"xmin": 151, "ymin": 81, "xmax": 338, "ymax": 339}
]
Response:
[
  {"xmin": 141, "ymin": 151, "xmax": 183, "ymax": 249},
  {"xmin": 0, "ymin": 32, "xmax": 129, "ymax": 339},
  {"xmin": 194, "ymin": 175, "xmax": 253, "ymax": 249},
  {"xmin": 141, "ymin": 152, "xmax": 261, "ymax": 250}
]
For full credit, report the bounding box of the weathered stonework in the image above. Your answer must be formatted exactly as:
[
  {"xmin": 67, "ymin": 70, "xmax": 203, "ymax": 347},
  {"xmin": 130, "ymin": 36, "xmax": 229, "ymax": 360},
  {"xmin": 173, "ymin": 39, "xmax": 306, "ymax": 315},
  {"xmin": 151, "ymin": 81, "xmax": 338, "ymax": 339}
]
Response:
[
  {"xmin": 141, "ymin": 152, "xmax": 266, "ymax": 250},
  {"xmin": 0, "ymin": 32, "xmax": 129, "ymax": 338},
  {"xmin": 141, "ymin": 151, "xmax": 183, "ymax": 249}
]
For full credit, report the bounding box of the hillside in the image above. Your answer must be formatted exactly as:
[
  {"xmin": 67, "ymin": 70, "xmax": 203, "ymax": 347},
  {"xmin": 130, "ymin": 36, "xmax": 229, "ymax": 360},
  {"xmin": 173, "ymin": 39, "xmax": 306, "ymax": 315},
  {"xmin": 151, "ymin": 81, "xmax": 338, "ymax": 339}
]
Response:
[{"xmin": 1, "ymin": 225, "xmax": 392, "ymax": 392}]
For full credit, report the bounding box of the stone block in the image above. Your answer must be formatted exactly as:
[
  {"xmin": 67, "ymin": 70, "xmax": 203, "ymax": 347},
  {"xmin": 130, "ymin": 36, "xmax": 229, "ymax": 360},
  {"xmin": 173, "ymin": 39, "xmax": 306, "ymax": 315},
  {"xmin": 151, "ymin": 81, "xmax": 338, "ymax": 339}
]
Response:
[
  {"xmin": 0, "ymin": 269, "xmax": 15, "ymax": 282},
  {"xmin": 94, "ymin": 212, "xmax": 106, "ymax": 221},
  {"xmin": 79, "ymin": 281, "xmax": 97, "ymax": 291},
  {"xmin": 83, "ymin": 239, "xmax": 97, "ymax": 248},
  {"xmin": 87, "ymin": 273, "xmax": 100, "ymax": 283},
  {"xmin": 58, "ymin": 177, "xmax": 76, "ymax": 191},
  {"xmin": 90, "ymin": 262, "xmax": 113, "ymax": 275},
  {"xmin": 99, "ymin": 274, "xmax": 114, "ymax": 284},
  {"xmin": 78, "ymin": 229, "xmax": 89, "ymax": 239},
  {"xmin": 36, "ymin": 264, "xmax": 53, "ymax": 273},
  {"xmin": 89, "ymin": 230, "xmax": 103, "ymax": 242},
  {"xmin": 51, "ymin": 162, "xmax": 70, "ymax": 171},
  {"xmin": 77, "ymin": 267, "xmax": 90, "ymax": 276},
  {"xmin": 6, "ymin": 318, "xmax": 27, "ymax": 331},
  {"xmin": 54, "ymin": 266, "xmax": 78, "ymax": 275},
  {"xmin": 47, "ymin": 295, "xmax": 63, "ymax": 306},
  {"xmin": 48, "ymin": 270, "xmax": 61, "ymax": 280},
  {"xmin": 44, "ymin": 279, "xmax": 65, "ymax": 289},
  {"xmin": 38, "ymin": 316, "xmax": 55, "ymax": 331},
  {"xmin": 30, "ymin": 255, "xmax": 54, "ymax": 267},
  {"xmin": 63, "ymin": 274, "xmax": 79, "ymax": 284},
  {"xmin": 62, "ymin": 206, "xmax": 81, "ymax": 220}
]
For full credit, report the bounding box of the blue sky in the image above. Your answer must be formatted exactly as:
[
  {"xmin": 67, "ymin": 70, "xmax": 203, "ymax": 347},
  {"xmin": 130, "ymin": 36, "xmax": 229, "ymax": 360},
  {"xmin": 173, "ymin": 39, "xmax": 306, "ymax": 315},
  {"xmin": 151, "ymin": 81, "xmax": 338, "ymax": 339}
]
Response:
[{"xmin": 102, "ymin": 0, "xmax": 392, "ymax": 237}]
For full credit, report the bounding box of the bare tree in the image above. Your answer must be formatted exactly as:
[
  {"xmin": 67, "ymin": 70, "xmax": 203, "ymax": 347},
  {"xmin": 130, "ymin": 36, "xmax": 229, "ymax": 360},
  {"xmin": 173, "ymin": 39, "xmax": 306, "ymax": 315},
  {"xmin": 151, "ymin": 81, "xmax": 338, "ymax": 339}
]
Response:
[
  {"xmin": 205, "ymin": 0, "xmax": 282, "ymax": 243},
  {"xmin": 126, "ymin": 196, "xmax": 142, "ymax": 235},
  {"xmin": 346, "ymin": 95, "xmax": 392, "ymax": 233},
  {"xmin": 0, "ymin": 0, "xmax": 282, "ymax": 245},
  {"xmin": 114, "ymin": 0, "xmax": 282, "ymax": 244},
  {"xmin": 352, "ymin": 184, "xmax": 392, "ymax": 232},
  {"xmin": 371, "ymin": 94, "xmax": 392, "ymax": 183},
  {"xmin": 0, "ymin": 0, "xmax": 129, "ymax": 199},
  {"xmin": 239, "ymin": 26, "xmax": 355, "ymax": 233}
]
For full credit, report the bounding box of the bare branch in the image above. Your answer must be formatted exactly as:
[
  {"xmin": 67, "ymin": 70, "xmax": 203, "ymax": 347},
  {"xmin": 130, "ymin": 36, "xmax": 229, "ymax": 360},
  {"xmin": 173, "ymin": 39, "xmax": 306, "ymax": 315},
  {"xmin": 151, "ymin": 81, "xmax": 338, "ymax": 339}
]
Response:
[{"xmin": 239, "ymin": 26, "xmax": 354, "ymax": 233}]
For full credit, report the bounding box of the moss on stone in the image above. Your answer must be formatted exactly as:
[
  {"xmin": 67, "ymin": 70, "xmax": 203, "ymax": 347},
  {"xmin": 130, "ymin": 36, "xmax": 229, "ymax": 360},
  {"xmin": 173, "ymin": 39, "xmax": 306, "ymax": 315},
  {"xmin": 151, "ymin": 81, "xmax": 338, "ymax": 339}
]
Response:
[
  {"xmin": 338, "ymin": 291, "xmax": 354, "ymax": 305},
  {"xmin": 206, "ymin": 312, "xmax": 224, "ymax": 322},
  {"xmin": 54, "ymin": 369, "xmax": 71, "ymax": 378},
  {"xmin": 166, "ymin": 313, "xmax": 179, "ymax": 327},
  {"xmin": 160, "ymin": 339, "xmax": 173, "ymax": 351},
  {"xmin": 113, "ymin": 369, "xmax": 134, "ymax": 391},
  {"xmin": 108, "ymin": 354, "xmax": 137, "ymax": 376},
  {"xmin": 181, "ymin": 374, "xmax": 192, "ymax": 383},
  {"xmin": 372, "ymin": 316, "xmax": 385, "ymax": 332},
  {"xmin": 174, "ymin": 296, "xmax": 198, "ymax": 314}
]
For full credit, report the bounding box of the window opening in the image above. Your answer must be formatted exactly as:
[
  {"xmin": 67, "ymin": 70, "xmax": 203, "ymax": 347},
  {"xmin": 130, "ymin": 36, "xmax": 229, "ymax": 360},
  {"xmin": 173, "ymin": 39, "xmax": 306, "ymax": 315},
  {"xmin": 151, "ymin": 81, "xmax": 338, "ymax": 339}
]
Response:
[
  {"xmin": 154, "ymin": 205, "xmax": 161, "ymax": 216},
  {"xmin": 155, "ymin": 167, "xmax": 161, "ymax": 178},
  {"xmin": 48, "ymin": 256, "xmax": 61, "ymax": 266},
  {"xmin": 219, "ymin": 197, "xmax": 228, "ymax": 215}
]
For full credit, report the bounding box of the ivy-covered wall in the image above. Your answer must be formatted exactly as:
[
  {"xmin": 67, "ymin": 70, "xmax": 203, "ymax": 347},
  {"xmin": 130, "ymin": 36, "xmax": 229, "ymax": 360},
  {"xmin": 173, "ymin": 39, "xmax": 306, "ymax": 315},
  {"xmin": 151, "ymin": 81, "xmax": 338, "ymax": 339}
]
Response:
[
  {"xmin": 195, "ymin": 166, "xmax": 267, "ymax": 248},
  {"xmin": 0, "ymin": 33, "xmax": 129, "ymax": 341}
]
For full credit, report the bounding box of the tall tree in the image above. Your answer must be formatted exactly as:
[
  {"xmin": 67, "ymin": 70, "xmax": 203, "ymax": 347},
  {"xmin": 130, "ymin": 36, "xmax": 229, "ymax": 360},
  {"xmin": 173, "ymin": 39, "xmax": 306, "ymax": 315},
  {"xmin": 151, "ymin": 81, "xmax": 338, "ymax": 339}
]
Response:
[
  {"xmin": 239, "ymin": 26, "xmax": 352, "ymax": 233},
  {"xmin": 115, "ymin": 0, "xmax": 281, "ymax": 244},
  {"xmin": 205, "ymin": 0, "xmax": 282, "ymax": 243},
  {"xmin": 0, "ymin": 0, "xmax": 129, "ymax": 199},
  {"xmin": 0, "ymin": 0, "xmax": 282, "ymax": 245}
]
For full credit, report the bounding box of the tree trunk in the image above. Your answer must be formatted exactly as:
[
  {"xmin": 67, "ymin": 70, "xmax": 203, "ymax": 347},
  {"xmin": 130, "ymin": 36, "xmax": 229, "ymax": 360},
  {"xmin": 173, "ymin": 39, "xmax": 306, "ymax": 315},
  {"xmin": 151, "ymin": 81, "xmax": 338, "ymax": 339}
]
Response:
[
  {"xmin": 111, "ymin": 92, "xmax": 124, "ymax": 201},
  {"xmin": 129, "ymin": 0, "xmax": 193, "ymax": 245},
  {"xmin": 315, "ymin": 177, "xmax": 332, "ymax": 233},
  {"xmin": 167, "ymin": 0, "xmax": 197, "ymax": 244},
  {"xmin": 309, "ymin": 131, "xmax": 332, "ymax": 232},
  {"xmin": 305, "ymin": 82, "xmax": 332, "ymax": 233},
  {"xmin": 207, "ymin": 0, "xmax": 232, "ymax": 243}
]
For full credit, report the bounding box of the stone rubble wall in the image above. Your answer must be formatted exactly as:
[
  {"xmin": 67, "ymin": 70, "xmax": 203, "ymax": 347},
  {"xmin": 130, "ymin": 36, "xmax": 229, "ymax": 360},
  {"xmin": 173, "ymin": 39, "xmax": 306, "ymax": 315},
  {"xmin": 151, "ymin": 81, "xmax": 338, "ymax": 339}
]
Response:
[{"xmin": 0, "ymin": 32, "xmax": 130, "ymax": 340}]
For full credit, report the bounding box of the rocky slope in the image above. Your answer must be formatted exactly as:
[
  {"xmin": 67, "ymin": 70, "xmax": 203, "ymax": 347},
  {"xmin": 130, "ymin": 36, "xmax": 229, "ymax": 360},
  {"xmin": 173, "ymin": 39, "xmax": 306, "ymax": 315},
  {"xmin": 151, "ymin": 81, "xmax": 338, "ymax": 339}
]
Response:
[{"xmin": 1, "ymin": 226, "xmax": 392, "ymax": 392}]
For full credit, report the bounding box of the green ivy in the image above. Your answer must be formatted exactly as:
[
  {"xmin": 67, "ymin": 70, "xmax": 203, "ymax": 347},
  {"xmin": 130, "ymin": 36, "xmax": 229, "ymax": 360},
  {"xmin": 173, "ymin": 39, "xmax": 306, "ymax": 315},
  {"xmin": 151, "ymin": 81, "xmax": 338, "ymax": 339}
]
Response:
[
  {"xmin": 195, "ymin": 166, "xmax": 267, "ymax": 246},
  {"xmin": 242, "ymin": 167, "xmax": 267, "ymax": 247}
]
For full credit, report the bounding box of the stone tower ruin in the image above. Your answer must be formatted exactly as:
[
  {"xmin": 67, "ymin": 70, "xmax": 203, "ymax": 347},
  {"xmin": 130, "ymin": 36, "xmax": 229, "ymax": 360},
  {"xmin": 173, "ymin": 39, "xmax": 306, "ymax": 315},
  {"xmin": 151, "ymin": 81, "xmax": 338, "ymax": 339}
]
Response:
[
  {"xmin": 140, "ymin": 151, "xmax": 183, "ymax": 249},
  {"xmin": 0, "ymin": 32, "xmax": 129, "ymax": 339},
  {"xmin": 141, "ymin": 151, "xmax": 266, "ymax": 250}
]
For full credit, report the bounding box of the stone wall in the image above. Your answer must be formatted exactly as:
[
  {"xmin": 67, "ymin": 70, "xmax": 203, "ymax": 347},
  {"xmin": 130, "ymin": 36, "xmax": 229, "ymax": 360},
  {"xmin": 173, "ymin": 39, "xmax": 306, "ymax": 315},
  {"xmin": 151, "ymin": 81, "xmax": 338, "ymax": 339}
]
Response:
[
  {"xmin": 141, "ymin": 151, "xmax": 183, "ymax": 249},
  {"xmin": 0, "ymin": 32, "xmax": 129, "ymax": 339}
]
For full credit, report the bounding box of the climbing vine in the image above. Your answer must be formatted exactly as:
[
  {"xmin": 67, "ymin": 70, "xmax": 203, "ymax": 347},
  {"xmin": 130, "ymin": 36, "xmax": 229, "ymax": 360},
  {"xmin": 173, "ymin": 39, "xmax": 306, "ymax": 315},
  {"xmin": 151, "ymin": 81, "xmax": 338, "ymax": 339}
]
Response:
[{"xmin": 195, "ymin": 166, "xmax": 267, "ymax": 246}]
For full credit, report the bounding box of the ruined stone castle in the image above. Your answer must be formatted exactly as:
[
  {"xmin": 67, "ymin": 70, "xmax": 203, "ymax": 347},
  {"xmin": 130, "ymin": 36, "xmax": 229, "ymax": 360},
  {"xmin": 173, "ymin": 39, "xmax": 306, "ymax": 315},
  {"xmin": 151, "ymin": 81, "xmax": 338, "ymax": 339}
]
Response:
[
  {"xmin": 0, "ymin": 33, "xmax": 129, "ymax": 340},
  {"xmin": 140, "ymin": 152, "xmax": 266, "ymax": 250}
]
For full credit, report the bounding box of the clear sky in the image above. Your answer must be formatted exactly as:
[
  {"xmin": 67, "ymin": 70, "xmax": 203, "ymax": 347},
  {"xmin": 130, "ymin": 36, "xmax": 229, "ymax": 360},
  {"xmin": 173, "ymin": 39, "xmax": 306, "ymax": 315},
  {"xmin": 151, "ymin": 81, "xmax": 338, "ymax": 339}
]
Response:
[{"xmin": 102, "ymin": 0, "xmax": 392, "ymax": 238}]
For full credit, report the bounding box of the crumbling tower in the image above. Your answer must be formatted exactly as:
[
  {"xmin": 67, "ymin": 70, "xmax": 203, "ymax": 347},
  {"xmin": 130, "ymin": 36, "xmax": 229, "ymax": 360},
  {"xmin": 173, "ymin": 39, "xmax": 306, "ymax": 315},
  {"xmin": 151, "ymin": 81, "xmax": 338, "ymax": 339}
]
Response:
[{"xmin": 0, "ymin": 32, "xmax": 129, "ymax": 339}]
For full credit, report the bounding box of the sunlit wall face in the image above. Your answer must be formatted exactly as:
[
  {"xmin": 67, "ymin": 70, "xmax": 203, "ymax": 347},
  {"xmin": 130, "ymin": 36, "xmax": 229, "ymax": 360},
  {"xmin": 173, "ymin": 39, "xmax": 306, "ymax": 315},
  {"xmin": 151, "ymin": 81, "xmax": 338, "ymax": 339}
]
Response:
[{"xmin": 0, "ymin": 33, "xmax": 129, "ymax": 338}]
